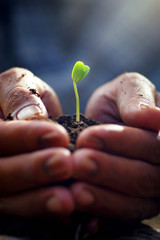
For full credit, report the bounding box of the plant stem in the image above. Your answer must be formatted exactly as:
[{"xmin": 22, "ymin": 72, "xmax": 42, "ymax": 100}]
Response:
[{"xmin": 73, "ymin": 80, "xmax": 80, "ymax": 121}]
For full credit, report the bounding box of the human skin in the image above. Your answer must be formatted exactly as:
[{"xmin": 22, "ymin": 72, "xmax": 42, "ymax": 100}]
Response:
[
  {"xmin": 71, "ymin": 72, "xmax": 160, "ymax": 221},
  {"xmin": 1, "ymin": 69, "xmax": 160, "ymax": 221},
  {"xmin": 0, "ymin": 68, "xmax": 74, "ymax": 217}
]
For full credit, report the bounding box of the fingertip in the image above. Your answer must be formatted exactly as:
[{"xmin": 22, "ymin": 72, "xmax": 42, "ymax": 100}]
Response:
[
  {"xmin": 12, "ymin": 101, "xmax": 48, "ymax": 120},
  {"xmin": 44, "ymin": 147, "xmax": 73, "ymax": 179},
  {"xmin": 1, "ymin": 120, "xmax": 70, "ymax": 154},
  {"xmin": 39, "ymin": 121, "xmax": 70, "ymax": 148},
  {"xmin": 76, "ymin": 126, "xmax": 97, "ymax": 148},
  {"xmin": 76, "ymin": 125, "xmax": 108, "ymax": 150},
  {"xmin": 122, "ymin": 101, "xmax": 160, "ymax": 131},
  {"xmin": 71, "ymin": 183, "xmax": 95, "ymax": 208},
  {"xmin": 1, "ymin": 186, "xmax": 75, "ymax": 217},
  {"xmin": 46, "ymin": 187, "xmax": 75, "ymax": 215}
]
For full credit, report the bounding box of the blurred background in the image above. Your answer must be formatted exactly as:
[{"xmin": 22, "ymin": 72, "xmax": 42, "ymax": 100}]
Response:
[{"xmin": 0, "ymin": 0, "xmax": 160, "ymax": 113}]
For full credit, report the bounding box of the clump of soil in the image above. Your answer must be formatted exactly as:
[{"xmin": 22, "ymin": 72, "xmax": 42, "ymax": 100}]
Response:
[{"xmin": 52, "ymin": 113, "xmax": 100, "ymax": 152}]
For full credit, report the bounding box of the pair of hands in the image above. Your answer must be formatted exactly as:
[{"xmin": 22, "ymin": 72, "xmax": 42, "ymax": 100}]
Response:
[{"xmin": 0, "ymin": 67, "xmax": 160, "ymax": 222}]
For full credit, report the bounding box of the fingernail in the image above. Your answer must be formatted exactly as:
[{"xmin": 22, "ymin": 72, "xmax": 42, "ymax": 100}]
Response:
[
  {"xmin": 82, "ymin": 136, "xmax": 105, "ymax": 150},
  {"xmin": 139, "ymin": 102, "xmax": 160, "ymax": 110},
  {"xmin": 40, "ymin": 132, "xmax": 62, "ymax": 148},
  {"xmin": 16, "ymin": 105, "xmax": 42, "ymax": 120},
  {"xmin": 74, "ymin": 157, "xmax": 98, "ymax": 177},
  {"xmin": 81, "ymin": 157, "xmax": 98, "ymax": 173},
  {"xmin": 11, "ymin": 98, "xmax": 48, "ymax": 120},
  {"xmin": 44, "ymin": 155, "xmax": 67, "ymax": 178},
  {"xmin": 78, "ymin": 189, "xmax": 94, "ymax": 206},
  {"xmin": 46, "ymin": 195, "xmax": 62, "ymax": 213}
]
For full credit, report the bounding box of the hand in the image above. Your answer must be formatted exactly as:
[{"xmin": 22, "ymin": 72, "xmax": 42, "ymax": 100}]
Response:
[
  {"xmin": 0, "ymin": 68, "xmax": 74, "ymax": 217},
  {"xmin": 71, "ymin": 72, "xmax": 160, "ymax": 221}
]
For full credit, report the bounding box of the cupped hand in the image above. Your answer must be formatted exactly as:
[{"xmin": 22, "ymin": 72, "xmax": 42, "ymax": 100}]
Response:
[
  {"xmin": 0, "ymin": 67, "xmax": 62, "ymax": 120},
  {"xmin": 0, "ymin": 68, "xmax": 74, "ymax": 217},
  {"xmin": 71, "ymin": 72, "xmax": 160, "ymax": 221}
]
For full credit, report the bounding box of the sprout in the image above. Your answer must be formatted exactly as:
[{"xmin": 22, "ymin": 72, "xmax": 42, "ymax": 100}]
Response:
[{"xmin": 72, "ymin": 61, "xmax": 90, "ymax": 121}]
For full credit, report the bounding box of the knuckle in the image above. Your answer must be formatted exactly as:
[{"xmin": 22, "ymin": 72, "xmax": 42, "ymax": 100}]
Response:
[
  {"xmin": 120, "ymin": 72, "xmax": 155, "ymax": 91},
  {"xmin": 0, "ymin": 67, "xmax": 30, "ymax": 76},
  {"xmin": 3, "ymin": 87, "xmax": 31, "ymax": 117},
  {"xmin": 7, "ymin": 86, "xmax": 30, "ymax": 102},
  {"xmin": 0, "ymin": 67, "xmax": 34, "ymax": 90},
  {"xmin": 121, "ymin": 72, "xmax": 143, "ymax": 80},
  {"xmin": 118, "ymin": 72, "xmax": 156, "ymax": 112},
  {"xmin": 0, "ymin": 67, "xmax": 26, "ymax": 82}
]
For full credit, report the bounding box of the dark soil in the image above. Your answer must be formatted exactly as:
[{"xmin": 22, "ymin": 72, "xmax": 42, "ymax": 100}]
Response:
[{"xmin": 51, "ymin": 113, "xmax": 101, "ymax": 152}]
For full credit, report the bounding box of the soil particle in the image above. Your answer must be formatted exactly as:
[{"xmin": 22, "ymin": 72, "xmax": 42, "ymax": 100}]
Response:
[
  {"xmin": 52, "ymin": 113, "xmax": 100, "ymax": 152},
  {"xmin": 29, "ymin": 88, "xmax": 40, "ymax": 97},
  {"xmin": 6, "ymin": 113, "xmax": 13, "ymax": 120},
  {"xmin": 21, "ymin": 73, "xmax": 26, "ymax": 77}
]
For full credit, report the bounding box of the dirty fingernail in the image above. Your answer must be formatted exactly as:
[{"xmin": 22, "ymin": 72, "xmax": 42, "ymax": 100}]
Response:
[
  {"xmin": 73, "ymin": 157, "xmax": 98, "ymax": 178},
  {"xmin": 44, "ymin": 155, "xmax": 68, "ymax": 178},
  {"xmin": 139, "ymin": 102, "xmax": 160, "ymax": 110},
  {"xmin": 82, "ymin": 157, "xmax": 97, "ymax": 172},
  {"xmin": 16, "ymin": 105, "xmax": 42, "ymax": 120},
  {"xmin": 40, "ymin": 132, "xmax": 62, "ymax": 148},
  {"xmin": 46, "ymin": 195, "xmax": 62, "ymax": 213},
  {"xmin": 81, "ymin": 136, "xmax": 105, "ymax": 150}
]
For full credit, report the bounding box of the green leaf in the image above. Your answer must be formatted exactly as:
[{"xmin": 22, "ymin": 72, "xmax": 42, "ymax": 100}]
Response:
[{"xmin": 72, "ymin": 61, "xmax": 90, "ymax": 82}]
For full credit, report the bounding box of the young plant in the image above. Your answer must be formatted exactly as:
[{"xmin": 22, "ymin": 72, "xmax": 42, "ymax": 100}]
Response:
[{"xmin": 72, "ymin": 61, "xmax": 90, "ymax": 121}]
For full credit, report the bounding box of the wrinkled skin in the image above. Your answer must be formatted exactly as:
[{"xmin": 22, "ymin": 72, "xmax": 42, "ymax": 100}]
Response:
[
  {"xmin": 0, "ymin": 68, "xmax": 160, "ymax": 222},
  {"xmin": 0, "ymin": 68, "xmax": 74, "ymax": 217},
  {"xmin": 72, "ymin": 73, "xmax": 160, "ymax": 221}
]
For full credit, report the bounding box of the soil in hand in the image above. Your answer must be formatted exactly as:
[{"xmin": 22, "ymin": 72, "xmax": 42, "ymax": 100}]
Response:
[{"xmin": 52, "ymin": 113, "xmax": 100, "ymax": 152}]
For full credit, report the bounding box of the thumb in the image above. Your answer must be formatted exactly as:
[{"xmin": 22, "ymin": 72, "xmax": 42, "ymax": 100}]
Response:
[
  {"xmin": 85, "ymin": 72, "xmax": 160, "ymax": 131},
  {"xmin": 116, "ymin": 72, "xmax": 160, "ymax": 131},
  {"xmin": 0, "ymin": 68, "xmax": 62, "ymax": 120}
]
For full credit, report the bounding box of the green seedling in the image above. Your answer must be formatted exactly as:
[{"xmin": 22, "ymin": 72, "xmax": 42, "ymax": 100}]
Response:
[{"xmin": 72, "ymin": 61, "xmax": 90, "ymax": 121}]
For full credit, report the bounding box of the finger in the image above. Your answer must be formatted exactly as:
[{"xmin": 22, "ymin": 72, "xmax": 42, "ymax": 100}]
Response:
[
  {"xmin": 77, "ymin": 124, "xmax": 160, "ymax": 164},
  {"xmin": 71, "ymin": 182, "xmax": 160, "ymax": 222},
  {"xmin": 0, "ymin": 186, "xmax": 74, "ymax": 217},
  {"xmin": 0, "ymin": 68, "xmax": 62, "ymax": 120},
  {"xmin": 33, "ymin": 75, "xmax": 62, "ymax": 117},
  {"xmin": 0, "ymin": 120, "xmax": 69, "ymax": 156},
  {"xmin": 0, "ymin": 148, "xmax": 73, "ymax": 196},
  {"xmin": 85, "ymin": 72, "xmax": 160, "ymax": 131},
  {"xmin": 72, "ymin": 149, "xmax": 160, "ymax": 198},
  {"xmin": 116, "ymin": 73, "xmax": 160, "ymax": 130}
]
